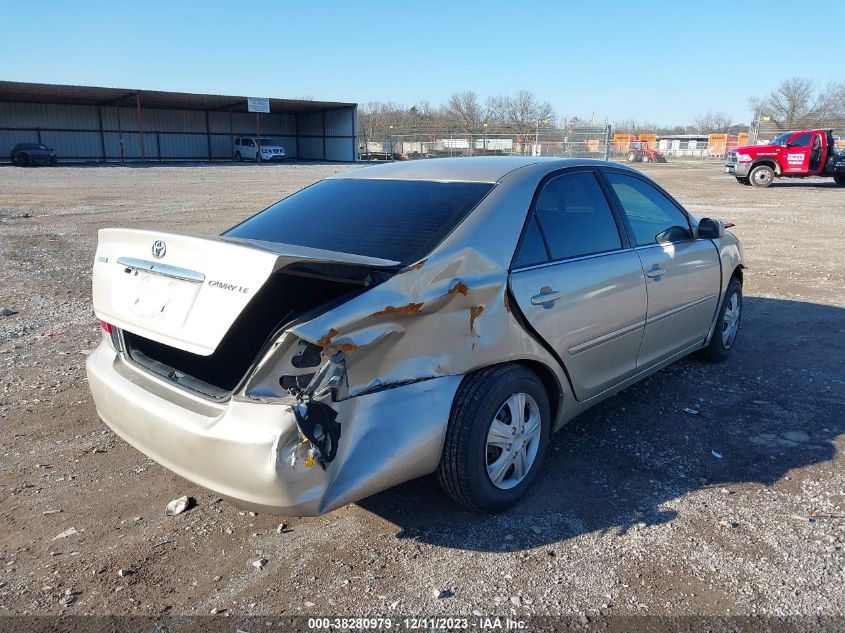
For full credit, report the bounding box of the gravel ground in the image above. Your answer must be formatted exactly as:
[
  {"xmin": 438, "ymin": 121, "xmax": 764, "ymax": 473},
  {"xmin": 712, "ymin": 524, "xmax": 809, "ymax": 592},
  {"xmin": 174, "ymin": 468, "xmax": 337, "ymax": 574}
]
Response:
[{"xmin": 0, "ymin": 161, "xmax": 843, "ymax": 624}]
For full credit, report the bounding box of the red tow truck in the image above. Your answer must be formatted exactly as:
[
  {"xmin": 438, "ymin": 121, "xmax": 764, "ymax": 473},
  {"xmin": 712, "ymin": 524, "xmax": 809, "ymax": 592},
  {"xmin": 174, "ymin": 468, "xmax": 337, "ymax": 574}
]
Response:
[{"xmin": 725, "ymin": 129, "xmax": 845, "ymax": 187}]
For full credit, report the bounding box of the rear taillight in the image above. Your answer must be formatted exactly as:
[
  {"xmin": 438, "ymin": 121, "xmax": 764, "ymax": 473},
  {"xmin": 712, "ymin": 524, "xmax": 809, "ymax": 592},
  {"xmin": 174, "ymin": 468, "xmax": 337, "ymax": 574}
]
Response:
[{"xmin": 99, "ymin": 320, "xmax": 121, "ymax": 351}]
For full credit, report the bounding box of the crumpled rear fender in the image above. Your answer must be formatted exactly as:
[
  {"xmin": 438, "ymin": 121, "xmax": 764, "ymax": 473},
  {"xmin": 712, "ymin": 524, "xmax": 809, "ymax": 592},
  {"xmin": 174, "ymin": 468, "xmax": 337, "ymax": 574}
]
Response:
[{"xmin": 287, "ymin": 245, "xmax": 565, "ymax": 402}]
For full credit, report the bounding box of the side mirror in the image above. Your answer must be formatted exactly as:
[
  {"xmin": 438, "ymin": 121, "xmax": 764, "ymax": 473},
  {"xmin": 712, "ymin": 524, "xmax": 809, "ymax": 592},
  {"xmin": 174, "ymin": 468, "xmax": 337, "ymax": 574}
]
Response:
[{"xmin": 698, "ymin": 218, "xmax": 725, "ymax": 239}]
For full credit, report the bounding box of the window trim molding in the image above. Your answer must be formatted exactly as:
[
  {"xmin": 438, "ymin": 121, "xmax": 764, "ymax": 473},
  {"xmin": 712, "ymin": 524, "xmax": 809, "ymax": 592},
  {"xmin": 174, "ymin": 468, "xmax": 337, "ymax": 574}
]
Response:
[{"xmin": 511, "ymin": 246, "xmax": 637, "ymax": 274}]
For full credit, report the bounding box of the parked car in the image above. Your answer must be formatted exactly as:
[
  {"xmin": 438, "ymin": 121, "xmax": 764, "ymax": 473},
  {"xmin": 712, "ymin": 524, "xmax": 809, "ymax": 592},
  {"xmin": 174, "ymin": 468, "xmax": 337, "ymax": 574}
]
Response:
[
  {"xmin": 725, "ymin": 129, "xmax": 845, "ymax": 187},
  {"xmin": 87, "ymin": 157, "xmax": 744, "ymax": 515},
  {"xmin": 233, "ymin": 137, "xmax": 286, "ymax": 162},
  {"xmin": 10, "ymin": 142, "xmax": 58, "ymax": 166}
]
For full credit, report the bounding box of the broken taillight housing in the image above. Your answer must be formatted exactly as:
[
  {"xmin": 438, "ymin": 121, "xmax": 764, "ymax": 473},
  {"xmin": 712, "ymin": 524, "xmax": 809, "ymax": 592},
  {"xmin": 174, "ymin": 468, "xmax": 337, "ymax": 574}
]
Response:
[{"xmin": 99, "ymin": 320, "xmax": 121, "ymax": 350}]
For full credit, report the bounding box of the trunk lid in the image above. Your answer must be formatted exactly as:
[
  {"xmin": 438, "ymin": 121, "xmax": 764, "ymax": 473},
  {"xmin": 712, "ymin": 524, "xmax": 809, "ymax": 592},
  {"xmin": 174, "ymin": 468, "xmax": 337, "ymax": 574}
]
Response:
[{"xmin": 92, "ymin": 228, "xmax": 399, "ymax": 356}]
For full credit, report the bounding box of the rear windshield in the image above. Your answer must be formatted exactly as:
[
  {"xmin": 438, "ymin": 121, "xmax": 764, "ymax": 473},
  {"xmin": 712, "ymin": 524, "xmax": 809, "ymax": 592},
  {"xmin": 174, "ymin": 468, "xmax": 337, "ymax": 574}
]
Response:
[{"xmin": 224, "ymin": 179, "xmax": 494, "ymax": 264}]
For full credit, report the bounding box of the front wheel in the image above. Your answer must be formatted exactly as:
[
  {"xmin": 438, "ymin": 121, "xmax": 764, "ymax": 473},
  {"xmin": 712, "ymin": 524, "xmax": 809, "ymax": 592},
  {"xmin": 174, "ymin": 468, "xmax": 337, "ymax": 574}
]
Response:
[
  {"xmin": 701, "ymin": 277, "xmax": 742, "ymax": 362},
  {"xmin": 834, "ymin": 174, "xmax": 845, "ymax": 187},
  {"xmin": 438, "ymin": 364, "xmax": 550, "ymax": 513},
  {"xmin": 749, "ymin": 164, "xmax": 775, "ymax": 187}
]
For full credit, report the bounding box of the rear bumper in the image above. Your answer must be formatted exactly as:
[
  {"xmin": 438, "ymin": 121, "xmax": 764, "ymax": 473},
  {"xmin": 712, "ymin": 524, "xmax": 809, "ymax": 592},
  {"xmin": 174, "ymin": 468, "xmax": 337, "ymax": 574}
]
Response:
[{"xmin": 86, "ymin": 342, "xmax": 460, "ymax": 515}]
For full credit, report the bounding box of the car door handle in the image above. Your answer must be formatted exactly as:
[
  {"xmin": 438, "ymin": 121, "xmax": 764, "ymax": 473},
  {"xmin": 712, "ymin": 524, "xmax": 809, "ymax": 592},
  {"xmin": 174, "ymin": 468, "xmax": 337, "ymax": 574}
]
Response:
[
  {"xmin": 645, "ymin": 267, "xmax": 666, "ymax": 279},
  {"xmin": 530, "ymin": 289, "xmax": 562, "ymax": 306}
]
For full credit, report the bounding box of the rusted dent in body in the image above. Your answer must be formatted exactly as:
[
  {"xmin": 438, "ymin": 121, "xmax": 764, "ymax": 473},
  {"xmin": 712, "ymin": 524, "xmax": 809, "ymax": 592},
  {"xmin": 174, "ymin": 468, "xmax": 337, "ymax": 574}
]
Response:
[
  {"xmin": 370, "ymin": 302, "xmax": 424, "ymax": 319},
  {"xmin": 469, "ymin": 305, "xmax": 484, "ymax": 331},
  {"xmin": 317, "ymin": 328, "xmax": 339, "ymax": 346},
  {"xmin": 323, "ymin": 341, "xmax": 360, "ymax": 353},
  {"xmin": 448, "ymin": 281, "xmax": 469, "ymax": 296}
]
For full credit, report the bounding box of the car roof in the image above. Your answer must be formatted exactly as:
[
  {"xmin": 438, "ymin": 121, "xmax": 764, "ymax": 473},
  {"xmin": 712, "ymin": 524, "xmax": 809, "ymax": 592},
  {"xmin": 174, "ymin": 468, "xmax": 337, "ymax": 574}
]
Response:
[{"xmin": 332, "ymin": 156, "xmax": 632, "ymax": 183}]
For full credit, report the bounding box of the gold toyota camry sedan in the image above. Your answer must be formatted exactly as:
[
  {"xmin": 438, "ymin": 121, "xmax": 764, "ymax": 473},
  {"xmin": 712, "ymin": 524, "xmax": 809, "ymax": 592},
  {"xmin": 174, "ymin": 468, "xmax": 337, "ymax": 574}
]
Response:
[{"xmin": 87, "ymin": 157, "xmax": 744, "ymax": 515}]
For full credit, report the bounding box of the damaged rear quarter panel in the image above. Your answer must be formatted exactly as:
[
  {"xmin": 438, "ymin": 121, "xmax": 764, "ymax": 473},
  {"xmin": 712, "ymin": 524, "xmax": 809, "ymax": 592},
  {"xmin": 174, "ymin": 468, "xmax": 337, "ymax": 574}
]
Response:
[{"xmin": 284, "ymin": 162, "xmax": 569, "ymax": 402}]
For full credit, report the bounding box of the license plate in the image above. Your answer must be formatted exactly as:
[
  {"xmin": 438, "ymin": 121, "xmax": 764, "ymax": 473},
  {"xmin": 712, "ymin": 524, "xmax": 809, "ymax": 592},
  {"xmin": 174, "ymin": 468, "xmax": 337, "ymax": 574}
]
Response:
[{"xmin": 125, "ymin": 270, "xmax": 200, "ymax": 326}]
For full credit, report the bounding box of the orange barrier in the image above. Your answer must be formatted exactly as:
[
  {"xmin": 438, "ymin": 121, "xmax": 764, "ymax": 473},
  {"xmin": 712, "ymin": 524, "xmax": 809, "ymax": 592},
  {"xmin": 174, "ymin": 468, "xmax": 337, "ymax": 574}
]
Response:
[
  {"xmin": 638, "ymin": 133, "xmax": 657, "ymax": 149},
  {"xmin": 613, "ymin": 134, "xmax": 631, "ymax": 151}
]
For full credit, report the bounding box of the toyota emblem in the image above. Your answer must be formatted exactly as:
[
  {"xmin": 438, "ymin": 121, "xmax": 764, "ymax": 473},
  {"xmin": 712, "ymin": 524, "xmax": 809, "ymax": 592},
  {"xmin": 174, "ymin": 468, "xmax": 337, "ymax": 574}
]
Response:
[{"xmin": 151, "ymin": 240, "xmax": 167, "ymax": 259}]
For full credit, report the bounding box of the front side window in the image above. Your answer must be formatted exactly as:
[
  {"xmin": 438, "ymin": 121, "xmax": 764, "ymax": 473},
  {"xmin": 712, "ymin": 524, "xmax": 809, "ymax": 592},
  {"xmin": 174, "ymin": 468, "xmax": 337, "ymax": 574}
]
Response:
[
  {"xmin": 604, "ymin": 172, "xmax": 691, "ymax": 246},
  {"xmin": 770, "ymin": 132, "xmax": 791, "ymax": 145},
  {"xmin": 533, "ymin": 171, "xmax": 622, "ymax": 261},
  {"xmin": 788, "ymin": 132, "xmax": 812, "ymax": 147},
  {"xmin": 225, "ymin": 179, "xmax": 493, "ymax": 264}
]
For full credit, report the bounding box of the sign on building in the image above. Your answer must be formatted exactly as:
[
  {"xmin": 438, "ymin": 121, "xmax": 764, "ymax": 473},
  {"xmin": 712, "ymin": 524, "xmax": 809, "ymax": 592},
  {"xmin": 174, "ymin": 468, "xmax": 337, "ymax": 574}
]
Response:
[{"xmin": 247, "ymin": 97, "xmax": 270, "ymax": 113}]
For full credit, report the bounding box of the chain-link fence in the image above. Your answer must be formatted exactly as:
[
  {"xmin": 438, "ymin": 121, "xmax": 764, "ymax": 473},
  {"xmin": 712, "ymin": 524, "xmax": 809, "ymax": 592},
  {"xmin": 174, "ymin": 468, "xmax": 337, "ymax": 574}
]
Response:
[
  {"xmin": 359, "ymin": 126, "xmax": 613, "ymax": 161},
  {"xmin": 358, "ymin": 126, "xmax": 757, "ymax": 164}
]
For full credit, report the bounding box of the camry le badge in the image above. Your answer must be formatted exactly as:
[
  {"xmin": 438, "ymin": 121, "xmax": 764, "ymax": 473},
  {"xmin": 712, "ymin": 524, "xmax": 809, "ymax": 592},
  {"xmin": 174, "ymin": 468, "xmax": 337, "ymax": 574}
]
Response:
[{"xmin": 151, "ymin": 240, "xmax": 167, "ymax": 259}]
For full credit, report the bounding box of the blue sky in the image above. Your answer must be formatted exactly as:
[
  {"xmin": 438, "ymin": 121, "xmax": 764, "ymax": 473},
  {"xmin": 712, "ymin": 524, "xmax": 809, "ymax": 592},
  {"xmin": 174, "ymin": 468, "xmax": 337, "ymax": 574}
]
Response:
[{"xmin": 2, "ymin": 1, "xmax": 841, "ymax": 125}]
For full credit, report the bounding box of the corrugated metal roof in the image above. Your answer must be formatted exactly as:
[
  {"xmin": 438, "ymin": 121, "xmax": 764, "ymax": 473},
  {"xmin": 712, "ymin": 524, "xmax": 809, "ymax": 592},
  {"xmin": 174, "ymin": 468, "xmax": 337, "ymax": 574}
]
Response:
[{"xmin": 0, "ymin": 81, "xmax": 355, "ymax": 113}]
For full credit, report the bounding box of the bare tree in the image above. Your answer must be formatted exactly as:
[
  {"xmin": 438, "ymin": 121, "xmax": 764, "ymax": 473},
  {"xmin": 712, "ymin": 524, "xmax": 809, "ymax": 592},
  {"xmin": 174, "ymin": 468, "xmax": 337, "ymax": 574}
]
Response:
[
  {"xmin": 749, "ymin": 77, "xmax": 844, "ymax": 130},
  {"xmin": 444, "ymin": 91, "xmax": 488, "ymax": 153},
  {"xmin": 489, "ymin": 91, "xmax": 555, "ymax": 154},
  {"xmin": 693, "ymin": 111, "xmax": 732, "ymax": 134}
]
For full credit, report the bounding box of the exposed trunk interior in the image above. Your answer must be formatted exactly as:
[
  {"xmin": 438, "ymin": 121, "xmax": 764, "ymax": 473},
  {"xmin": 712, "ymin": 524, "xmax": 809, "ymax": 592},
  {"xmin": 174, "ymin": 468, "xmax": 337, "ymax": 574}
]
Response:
[{"xmin": 121, "ymin": 264, "xmax": 390, "ymax": 398}]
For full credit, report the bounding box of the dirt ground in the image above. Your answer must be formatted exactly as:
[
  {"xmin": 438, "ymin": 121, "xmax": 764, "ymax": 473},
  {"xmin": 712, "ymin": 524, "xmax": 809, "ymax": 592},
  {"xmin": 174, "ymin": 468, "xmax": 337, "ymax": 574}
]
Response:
[{"xmin": 0, "ymin": 161, "xmax": 843, "ymax": 624}]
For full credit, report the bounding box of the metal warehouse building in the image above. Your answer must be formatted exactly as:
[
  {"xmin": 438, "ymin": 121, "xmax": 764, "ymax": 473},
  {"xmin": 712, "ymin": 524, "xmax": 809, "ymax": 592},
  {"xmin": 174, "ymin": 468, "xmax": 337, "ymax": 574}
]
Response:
[{"xmin": 0, "ymin": 81, "xmax": 358, "ymax": 162}]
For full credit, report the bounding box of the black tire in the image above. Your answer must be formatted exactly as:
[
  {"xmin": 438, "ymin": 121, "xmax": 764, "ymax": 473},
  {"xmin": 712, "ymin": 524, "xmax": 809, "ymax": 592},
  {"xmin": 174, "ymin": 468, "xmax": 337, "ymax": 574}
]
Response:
[
  {"xmin": 642, "ymin": 155, "xmax": 651, "ymax": 163},
  {"xmin": 234, "ymin": 151, "xmax": 242, "ymax": 162},
  {"xmin": 50, "ymin": 157, "xmax": 58, "ymax": 166},
  {"xmin": 834, "ymin": 174, "xmax": 845, "ymax": 187},
  {"xmin": 438, "ymin": 364, "xmax": 550, "ymax": 513},
  {"xmin": 20, "ymin": 154, "xmax": 29, "ymax": 167},
  {"xmin": 626, "ymin": 150, "xmax": 638, "ymax": 163},
  {"xmin": 736, "ymin": 177, "xmax": 751, "ymax": 186},
  {"xmin": 701, "ymin": 276, "xmax": 742, "ymax": 362},
  {"xmin": 749, "ymin": 164, "xmax": 774, "ymax": 188}
]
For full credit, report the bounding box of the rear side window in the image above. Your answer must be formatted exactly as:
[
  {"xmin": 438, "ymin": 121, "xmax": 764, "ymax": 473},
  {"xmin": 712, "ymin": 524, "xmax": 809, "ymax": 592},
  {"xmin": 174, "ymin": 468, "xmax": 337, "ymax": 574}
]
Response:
[
  {"xmin": 533, "ymin": 171, "xmax": 622, "ymax": 260},
  {"xmin": 224, "ymin": 179, "xmax": 493, "ymax": 264},
  {"xmin": 604, "ymin": 172, "xmax": 691, "ymax": 245},
  {"xmin": 513, "ymin": 216, "xmax": 548, "ymax": 267}
]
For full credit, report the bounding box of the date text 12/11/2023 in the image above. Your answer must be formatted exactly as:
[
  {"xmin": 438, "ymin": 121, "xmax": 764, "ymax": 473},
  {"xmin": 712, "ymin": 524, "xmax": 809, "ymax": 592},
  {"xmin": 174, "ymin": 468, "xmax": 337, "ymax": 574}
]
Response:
[{"xmin": 307, "ymin": 617, "xmax": 529, "ymax": 630}]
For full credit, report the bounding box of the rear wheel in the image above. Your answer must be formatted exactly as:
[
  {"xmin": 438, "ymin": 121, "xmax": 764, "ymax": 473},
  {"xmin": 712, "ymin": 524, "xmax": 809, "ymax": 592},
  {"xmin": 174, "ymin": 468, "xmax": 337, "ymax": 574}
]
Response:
[
  {"xmin": 234, "ymin": 151, "xmax": 242, "ymax": 162},
  {"xmin": 438, "ymin": 365, "xmax": 550, "ymax": 513},
  {"xmin": 749, "ymin": 164, "xmax": 774, "ymax": 187},
  {"xmin": 626, "ymin": 150, "xmax": 638, "ymax": 163},
  {"xmin": 834, "ymin": 174, "xmax": 845, "ymax": 186},
  {"xmin": 701, "ymin": 277, "xmax": 742, "ymax": 362}
]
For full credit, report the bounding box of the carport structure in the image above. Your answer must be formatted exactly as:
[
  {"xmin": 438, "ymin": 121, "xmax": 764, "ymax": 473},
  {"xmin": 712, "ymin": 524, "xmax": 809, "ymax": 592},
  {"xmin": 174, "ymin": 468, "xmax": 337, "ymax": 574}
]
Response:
[{"xmin": 0, "ymin": 81, "xmax": 358, "ymax": 162}]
